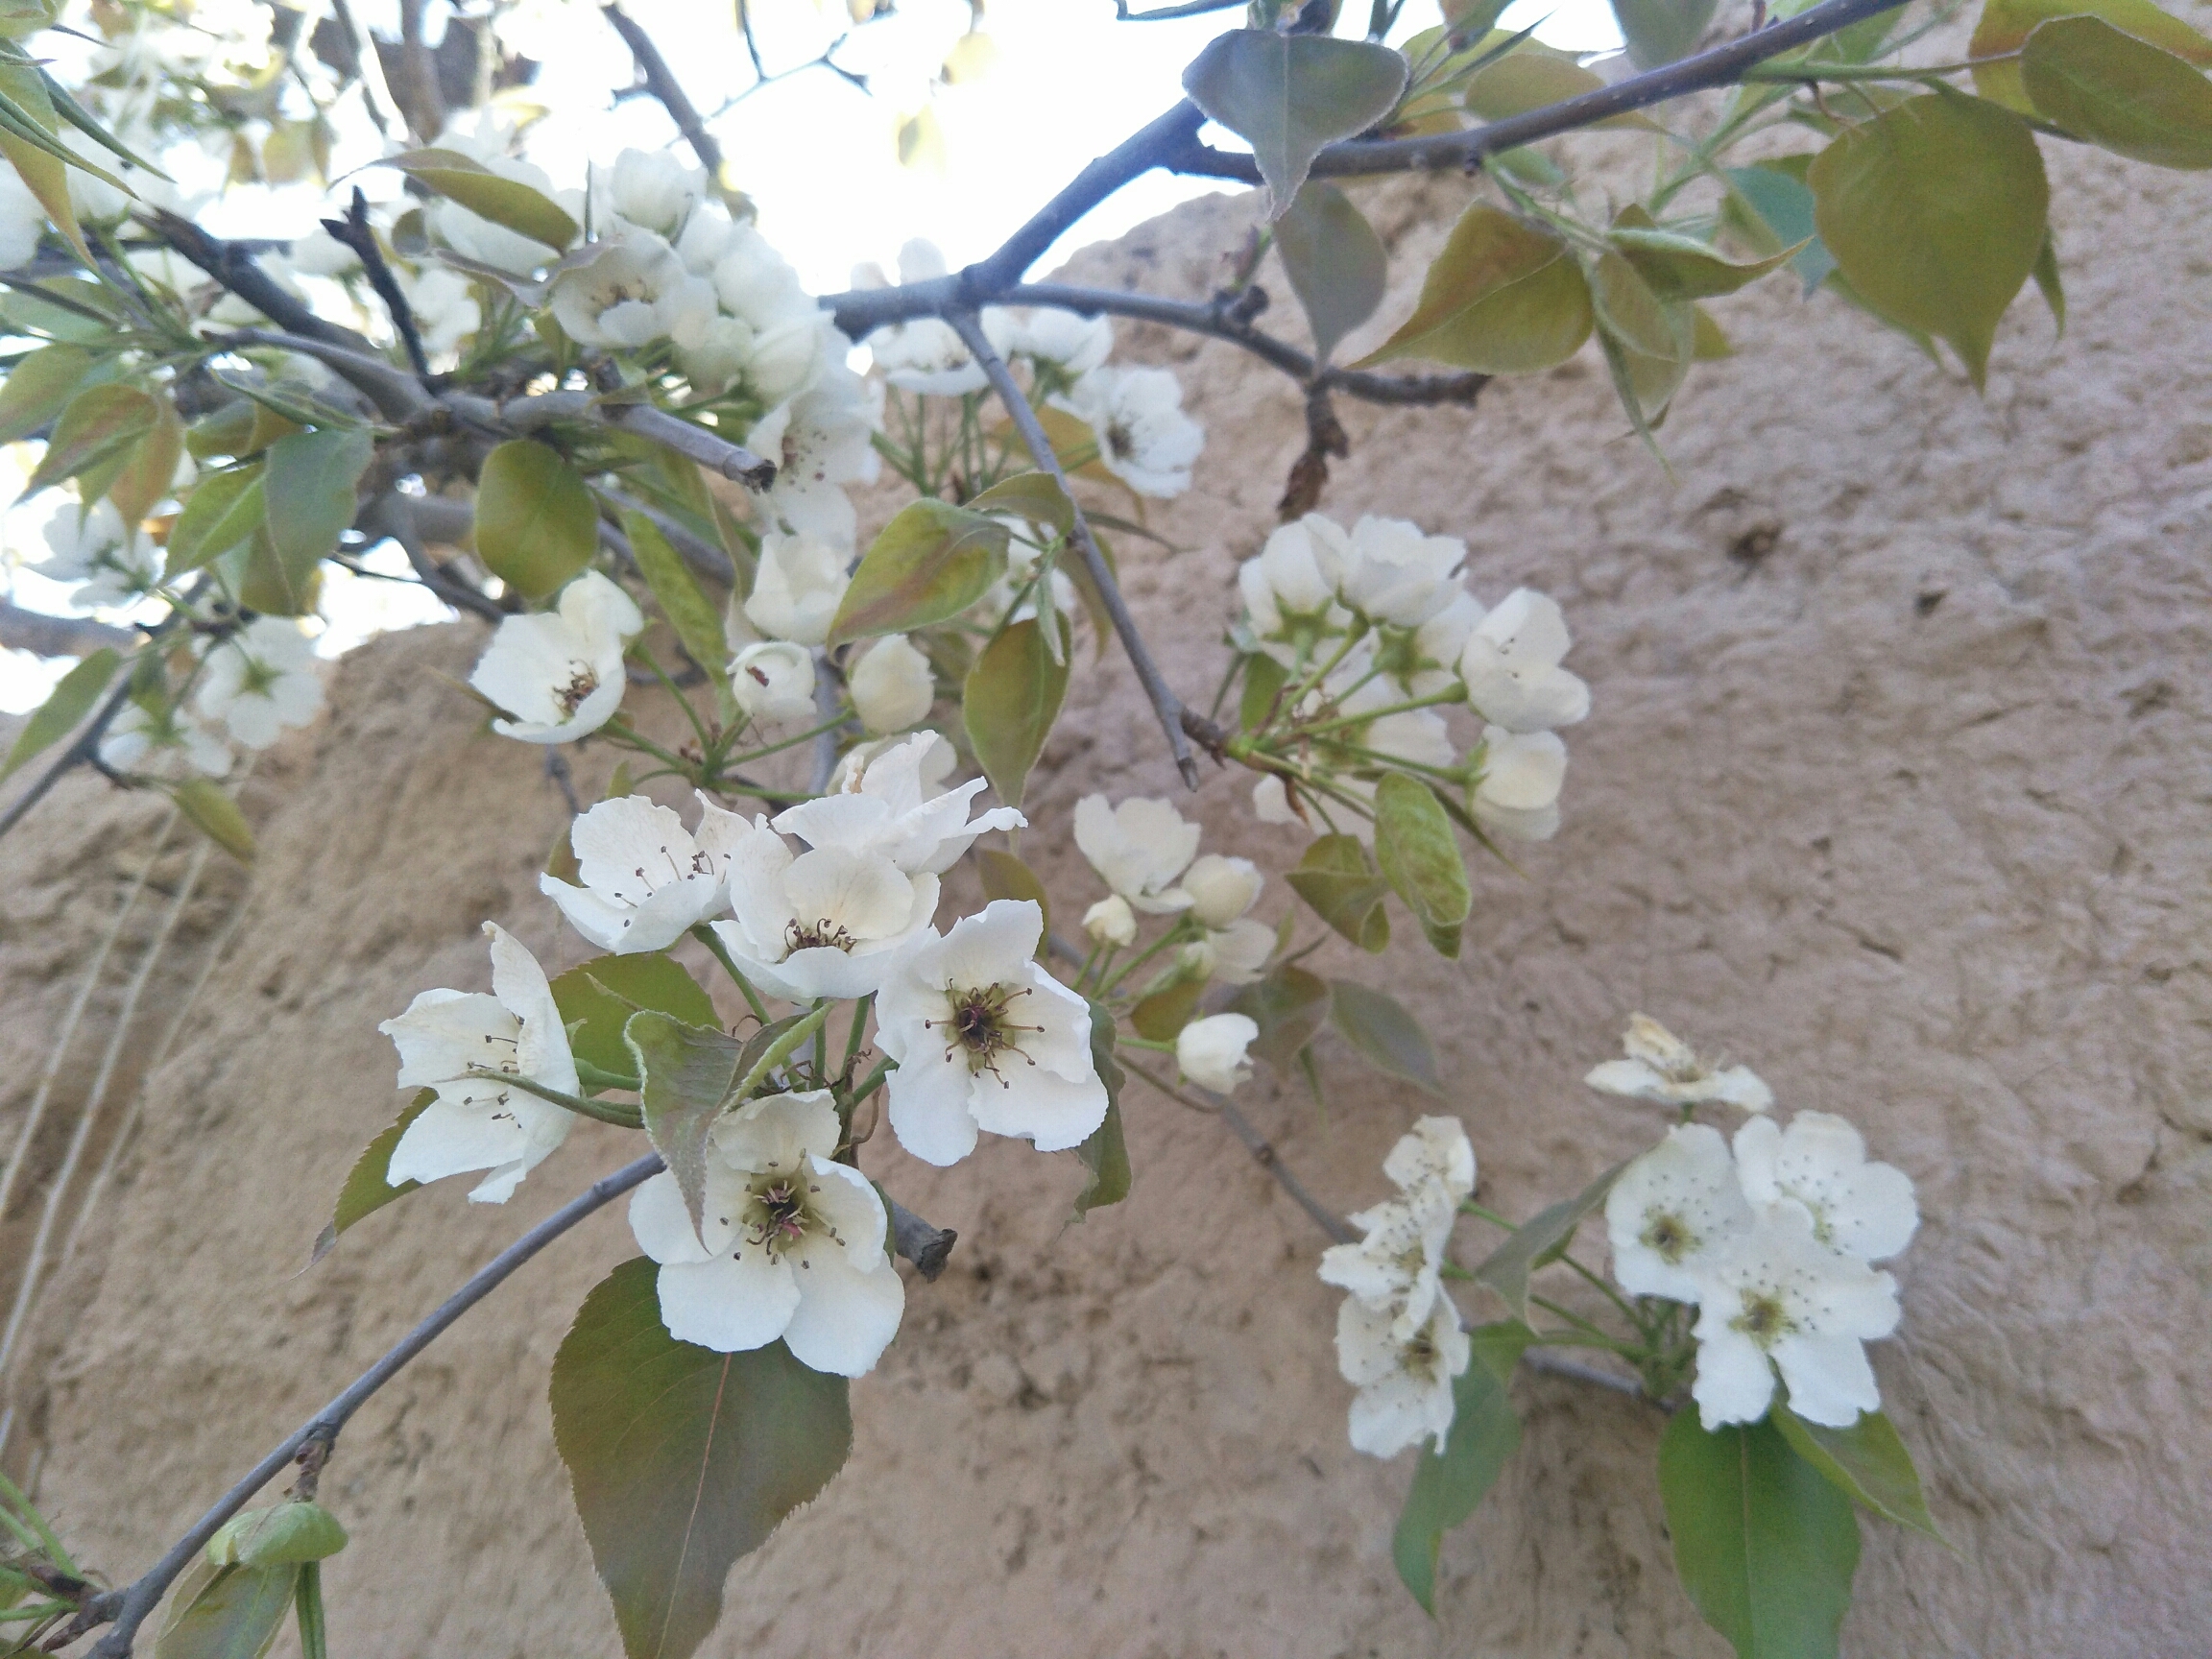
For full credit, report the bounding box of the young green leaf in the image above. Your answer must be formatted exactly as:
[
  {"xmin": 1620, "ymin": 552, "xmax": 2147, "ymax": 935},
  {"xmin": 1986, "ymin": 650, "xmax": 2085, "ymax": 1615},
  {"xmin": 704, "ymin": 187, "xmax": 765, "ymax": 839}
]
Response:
[
  {"xmin": 1354, "ymin": 204, "xmax": 1592, "ymax": 373},
  {"xmin": 166, "ymin": 463, "xmax": 267, "ymax": 578},
  {"xmin": 2031, "ymin": 231, "xmax": 2065, "ymax": 335},
  {"xmin": 1808, "ymin": 90, "xmax": 2049, "ymax": 390},
  {"xmin": 1473, "ymin": 1161, "xmax": 1626, "ymax": 1326},
  {"xmin": 2021, "ymin": 16, "xmax": 2212, "ymax": 171},
  {"xmin": 1227, "ymin": 962, "xmax": 1334, "ymax": 1074},
  {"xmin": 964, "ymin": 469, "xmax": 1075, "ymax": 536},
  {"xmin": 1720, "ymin": 162, "xmax": 1836, "ymax": 297},
  {"xmin": 0, "ymin": 646, "xmax": 119, "ymax": 785},
  {"xmin": 1590, "ymin": 249, "xmax": 1678, "ymax": 360},
  {"xmin": 1285, "ymin": 832, "xmax": 1392, "ymax": 952},
  {"xmin": 624, "ymin": 1010, "xmax": 747, "ymax": 1238},
  {"xmin": 109, "ymin": 397, "xmax": 184, "ymax": 527},
  {"xmin": 829, "ymin": 498, "xmax": 1011, "ymax": 644},
  {"xmin": 1771, "ymin": 1404, "xmax": 1947, "ymax": 1543},
  {"xmin": 1392, "ymin": 1323, "xmax": 1527, "ymax": 1613},
  {"xmin": 475, "ymin": 439, "xmax": 597, "ymax": 600},
  {"xmin": 1610, "ymin": 226, "xmax": 1800, "ymax": 301},
  {"xmin": 550, "ymin": 1260, "xmax": 853, "ymax": 1659},
  {"xmin": 155, "ymin": 1558, "xmax": 299, "ymax": 1659},
  {"xmin": 550, "ymin": 953, "xmax": 719, "ymax": 1078},
  {"xmin": 1610, "ymin": 0, "xmax": 1719, "ymax": 69},
  {"xmin": 207, "ymin": 1503, "xmax": 349, "ymax": 1567},
  {"xmin": 169, "ymin": 777, "xmax": 254, "ymax": 863},
  {"xmin": 0, "ymin": 63, "xmax": 89, "ymax": 262},
  {"xmin": 622, "ymin": 509, "xmax": 733, "ymax": 712},
  {"xmin": 974, "ymin": 849, "xmax": 1050, "ymax": 958},
  {"xmin": 24, "ymin": 383, "xmax": 159, "ymax": 495},
  {"xmin": 1275, "ymin": 180, "xmax": 1388, "ymax": 364},
  {"xmin": 961, "ymin": 614, "xmax": 1070, "ymax": 808},
  {"xmin": 1463, "ymin": 52, "xmax": 1651, "ymax": 126},
  {"xmin": 1969, "ymin": 0, "xmax": 2212, "ymax": 112},
  {"xmin": 1130, "ymin": 978, "xmax": 1202, "ymax": 1041},
  {"xmin": 1374, "ymin": 774, "xmax": 1471, "ymax": 957},
  {"xmin": 1073, "ymin": 1004, "xmax": 1131, "ymax": 1220},
  {"xmin": 1657, "ymin": 1411, "xmax": 1862, "ymax": 1659},
  {"xmin": 0, "ymin": 341, "xmax": 90, "ymax": 444},
  {"xmin": 1328, "ymin": 979, "xmax": 1442, "ymax": 1094},
  {"xmin": 382, "ymin": 147, "xmax": 579, "ymax": 252},
  {"xmin": 1180, "ymin": 30, "xmax": 1408, "ymax": 215},
  {"xmin": 261, "ymin": 425, "xmax": 373, "ymax": 610},
  {"xmin": 310, "ymin": 1089, "xmax": 432, "ymax": 1265}
]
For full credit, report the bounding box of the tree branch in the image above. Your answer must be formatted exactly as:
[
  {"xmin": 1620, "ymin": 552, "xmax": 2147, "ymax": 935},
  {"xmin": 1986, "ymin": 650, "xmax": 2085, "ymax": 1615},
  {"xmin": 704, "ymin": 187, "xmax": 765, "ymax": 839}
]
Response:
[
  {"xmin": 210, "ymin": 328, "xmax": 429, "ymax": 422},
  {"xmin": 320, "ymin": 186, "xmax": 428, "ymax": 378},
  {"xmin": 361, "ymin": 493, "xmax": 505, "ymax": 625},
  {"xmin": 0, "ymin": 675, "xmax": 133, "ymax": 847},
  {"xmin": 945, "ymin": 308, "xmax": 1211, "ymax": 788},
  {"xmin": 81, "ymin": 1154, "xmax": 665, "ymax": 1659},
  {"xmin": 140, "ymin": 209, "xmax": 376, "ymax": 356},
  {"xmin": 887, "ymin": 1200, "xmax": 957, "ymax": 1281},
  {"xmin": 601, "ymin": 3, "xmax": 726, "ymax": 183},
  {"xmin": 1164, "ymin": 0, "xmax": 1915, "ymax": 183},
  {"xmin": 1214, "ymin": 1095, "xmax": 1358, "ymax": 1244},
  {"xmin": 0, "ymin": 602, "xmax": 135, "ymax": 658},
  {"xmin": 443, "ymin": 390, "xmax": 776, "ymax": 489}
]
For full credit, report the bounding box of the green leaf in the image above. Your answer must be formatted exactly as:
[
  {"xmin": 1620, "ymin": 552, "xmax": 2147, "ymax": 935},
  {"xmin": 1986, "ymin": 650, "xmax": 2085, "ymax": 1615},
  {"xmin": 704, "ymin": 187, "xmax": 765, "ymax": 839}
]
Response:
[
  {"xmin": 1354, "ymin": 204, "xmax": 1593, "ymax": 373},
  {"xmin": 383, "ymin": 147, "xmax": 578, "ymax": 252},
  {"xmin": 1611, "ymin": 0, "xmax": 1718, "ymax": 69},
  {"xmin": 167, "ymin": 463, "xmax": 267, "ymax": 579},
  {"xmin": 1275, "ymin": 180, "xmax": 1387, "ymax": 363},
  {"xmin": 261, "ymin": 425, "xmax": 373, "ymax": 610},
  {"xmin": 964, "ymin": 470, "xmax": 1074, "ymax": 537},
  {"xmin": 1226, "ymin": 961, "xmax": 1334, "ymax": 1074},
  {"xmin": 475, "ymin": 439, "xmax": 597, "ymax": 601},
  {"xmin": 1238, "ymin": 652, "xmax": 1289, "ymax": 734},
  {"xmin": 830, "ymin": 498, "xmax": 1010, "ymax": 645},
  {"xmin": 1130, "ymin": 978, "xmax": 1202, "ymax": 1041},
  {"xmin": 550, "ymin": 1260, "xmax": 853, "ymax": 1659},
  {"xmin": 1657, "ymin": 1411, "xmax": 1862, "ymax": 1659},
  {"xmin": 1611, "ymin": 223, "xmax": 1801, "ymax": 301},
  {"xmin": 2031, "ymin": 230, "xmax": 2065, "ymax": 335},
  {"xmin": 1180, "ymin": 29, "xmax": 1409, "ymax": 214},
  {"xmin": 207, "ymin": 1503, "xmax": 348, "ymax": 1567},
  {"xmin": 624, "ymin": 1009, "xmax": 746, "ymax": 1238},
  {"xmin": 1771, "ymin": 1404, "xmax": 1946, "ymax": 1543},
  {"xmin": 2021, "ymin": 15, "xmax": 2212, "ymax": 170},
  {"xmin": 1472, "ymin": 1161, "xmax": 1625, "ymax": 1326},
  {"xmin": 550, "ymin": 953, "xmax": 718, "ymax": 1078},
  {"xmin": 1328, "ymin": 979, "xmax": 1442, "ymax": 1094},
  {"xmin": 311, "ymin": 1089, "xmax": 431, "ymax": 1264},
  {"xmin": 1970, "ymin": 0, "xmax": 2212, "ymax": 112},
  {"xmin": 1284, "ymin": 832, "xmax": 1391, "ymax": 952},
  {"xmin": 25, "ymin": 383, "xmax": 159, "ymax": 494},
  {"xmin": 0, "ymin": 646, "xmax": 118, "ymax": 784},
  {"xmin": 1072, "ymin": 1003, "xmax": 1131, "ymax": 1220},
  {"xmin": 1462, "ymin": 52, "xmax": 1604, "ymax": 118},
  {"xmin": 228, "ymin": 526, "xmax": 322, "ymax": 619},
  {"xmin": 169, "ymin": 777, "xmax": 254, "ymax": 862},
  {"xmin": 108, "ymin": 397, "xmax": 183, "ymax": 527},
  {"xmin": 0, "ymin": 63, "xmax": 87, "ymax": 263},
  {"xmin": 974, "ymin": 849, "xmax": 1050, "ymax": 960},
  {"xmin": 622, "ymin": 509, "xmax": 733, "ymax": 713},
  {"xmin": 1808, "ymin": 89, "xmax": 2049, "ymax": 389},
  {"xmin": 0, "ymin": 341, "xmax": 89, "ymax": 444},
  {"xmin": 961, "ymin": 614, "xmax": 1070, "ymax": 809},
  {"xmin": 1590, "ymin": 249, "xmax": 1679, "ymax": 359},
  {"xmin": 1720, "ymin": 162, "xmax": 1836, "ymax": 297},
  {"xmin": 155, "ymin": 1560, "xmax": 298, "ymax": 1659},
  {"xmin": 1374, "ymin": 774, "xmax": 1471, "ymax": 957},
  {"xmin": 1392, "ymin": 1322, "xmax": 1527, "ymax": 1613}
]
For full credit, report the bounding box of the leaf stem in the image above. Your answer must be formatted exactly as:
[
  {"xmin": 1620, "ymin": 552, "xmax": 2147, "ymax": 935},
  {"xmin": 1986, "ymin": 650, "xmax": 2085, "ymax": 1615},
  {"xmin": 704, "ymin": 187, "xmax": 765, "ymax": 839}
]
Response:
[
  {"xmin": 464, "ymin": 1069, "xmax": 645, "ymax": 1129},
  {"xmin": 690, "ymin": 923, "xmax": 772, "ymax": 1023}
]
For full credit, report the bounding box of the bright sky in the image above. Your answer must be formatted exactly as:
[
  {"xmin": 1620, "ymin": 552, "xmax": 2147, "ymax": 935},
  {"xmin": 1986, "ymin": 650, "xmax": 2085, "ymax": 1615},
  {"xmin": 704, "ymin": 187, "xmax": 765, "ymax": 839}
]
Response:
[{"xmin": 1, "ymin": 0, "xmax": 1624, "ymax": 712}]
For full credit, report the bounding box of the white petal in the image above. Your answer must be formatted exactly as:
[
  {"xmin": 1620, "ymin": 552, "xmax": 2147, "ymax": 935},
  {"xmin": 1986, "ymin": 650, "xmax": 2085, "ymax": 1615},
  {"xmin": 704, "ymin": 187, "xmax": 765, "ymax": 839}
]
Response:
[
  {"xmin": 885, "ymin": 1048, "xmax": 984, "ymax": 1166},
  {"xmin": 388, "ymin": 1095, "xmax": 531, "ymax": 1190},
  {"xmin": 967, "ymin": 1059, "xmax": 1109, "ymax": 1152},
  {"xmin": 781, "ymin": 1244, "xmax": 905, "ymax": 1377},
  {"xmin": 1774, "ymin": 1333, "xmax": 1882, "ymax": 1428},
  {"xmin": 629, "ymin": 1170, "xmax": 713, "ymax": 1264},
  {"xmin": 1690, "ymin": 1326, "xmax": 1777, "ymax": 1429},
  {"xmin": 655, "ymin": 1252, "xmax": 801, "ymax": 1352}
]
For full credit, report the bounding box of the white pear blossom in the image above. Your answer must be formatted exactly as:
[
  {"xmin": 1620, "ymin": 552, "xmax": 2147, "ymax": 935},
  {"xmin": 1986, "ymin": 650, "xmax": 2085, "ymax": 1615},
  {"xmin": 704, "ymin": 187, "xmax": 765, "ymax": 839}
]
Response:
[
  {"xmin": 1395, "ymin": 589, "xmax": 1485, "ymax": 699},
  {"xmin": 98, "ymin": 700, "xmax": 232, "ymax": 780},
  {"xmin": 1585, "ymin": 1014, "xmax": 1774, "ymax": 1114},
  {"xmin": 195, "ymin": 617, "xmax": 325, "ymax": 750},
  {"xmin": 428, "ymin": 156, "xmax": 578, "ymax": 274},
  {"xmin": 628, "ymin": 1090, "xmax": 903, "ymax": 1376},
  {"xmin": 540, "ymin": 793, "xmax": 748, "ymax": 953},
  {"xmin": 702, "ymin": 228, "xmax": 825, "ymax": 401},
  {"xmin": 377, "ymin": 923, "xmax": 579, "ymax": 1204},
  {"xmin": 1733, "ymin": 1113, "xmax": 1918, "ymax": 1263},
  {"xmin": 744, "ymin": 531, "xmax": 850, "ymax": 646},
  {"xmin": 1238, "ymin": 515, "xmax": 1353, "ymax": 664},
  {"xmin": 469, "ymin": 571, "xmax": 645, "ymax": 743},
  {"xmin": 861, "ymin": 239, "xmax": 1015, "ymax": 396},
  {"xmin": 1385, "ymin": 1115, "xmax": 1479, "ymax": 1200},
  {"xmin": 1196, "ymin": 916, "xmax": 1275, "ymax": 985},
  {"xmin": 35, "ymin": 499, "xmax": 160, "ymax": 610},
  {"xmin": 1007, "ymin": 307, "xmax": 1115, "ymax": 376},
  {"xmin": 1336, "ymin": 516, "xmax": 1466, "ymax": 629},
  {"xmin": 676, "ymin": 204, "xmax": 736, "ymax": 274},
  {"xmin": 1073, "ymin": 794, "xmax": 1200, "ymax": 915},
  {"xmin": 1082, "ymin": 893, "xmax": 1137, "ymax": 948},
  {"xmin": 548, "ymin": 231, "xmax": 715, "ymax": 349},
  {"xmin": 775, "ymin": 731, "xmax": 1022, "ymax": 874},
  {"xmin": 1604, "ymin": 1122, "xmax": 1755, "ymax": 1303},
  {"xmin": 400, "ymin": 265, "xmax": 481, "ymax": 358},
  {"xmin": 748, "ymin": 361, "xmax": 880, "ymax": 552},
  {"xmin": 829, "ymin": 728, "xmax": 954, "ymax": 800},
  {"xmin": 594, "ymin": 147, "xmax": 706, "ymax": 239},
  {"xmin": 874, "ymin": 899, "xmax": 1109, "ymax": 1166},
  {"xmin": 1687, "ymin": 1199, "xmax": 1902, "ymax": 1429},
  {"xmin": 1252, "ymin": 773, "xmax": 1301, "ymax": 825},
  {"xmin": 1052, "ymin": 366, "xmax": 1204, "ymax": 498},
  {"xmin": 1320, "ymin": 1116, "xmax": 1475, "ymax": 1343},
  {"xmin": 729, "ymin": 640, "xmax": 818, "ymax": 725},
  {"xmin": 848, "ymin": 635, "xmax": 936, "ymax": 733},
  {"xmin": 711, "ymin": 818, "xmax": 938, "ymax": 1001},
  {"xmin": 1471, "ymin": 725, "xmax": 1565, "ymax": 843},
  {"xmin": 1182, "ymin": 854, "xmax": 1262, "ymax": 929},
  {"xmin": 1176, "ymin": 1012, "xmax": 1258, "ymax": 1094},
  {"xmin": 1457, "ymin": 589, "xmax": 1591, "ymax": 733},
  {"xmin": 1336, "ymin": 1296, "xmax": 1470, "ymax": 1457}
]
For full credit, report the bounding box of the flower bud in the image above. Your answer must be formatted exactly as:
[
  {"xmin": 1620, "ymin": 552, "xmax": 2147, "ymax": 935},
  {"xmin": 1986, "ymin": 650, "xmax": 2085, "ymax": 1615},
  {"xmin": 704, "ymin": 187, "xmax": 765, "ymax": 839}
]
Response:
[
  {"xmin": 1252, "ymin": 774, "xmax": 1300, "ymax": 826},
  {"xmin": 1177, "ymin": 1013, "xmax": 1258, "ymax": 1094},
  {"xmin": 849, "ymin": 635, "xmax": 936, "ymax": 733},
  {"xmin": 730, "ymin": 640, "xmax": 817, "ymax": 724},
  {"xmin": 1182, "ymin": 854, "xmax": 1262, "ymax": 929},
  {"xmin": 1082, "ymin": 894, "xmax": 1137, "ymax": 948}
]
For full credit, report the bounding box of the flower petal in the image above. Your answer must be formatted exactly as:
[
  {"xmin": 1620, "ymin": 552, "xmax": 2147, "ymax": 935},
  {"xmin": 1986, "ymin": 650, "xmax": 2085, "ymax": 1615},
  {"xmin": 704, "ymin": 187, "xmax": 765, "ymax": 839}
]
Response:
[{"xmin": 654, "ymin": 1252, "xmax": 801, "ymax": 1353}]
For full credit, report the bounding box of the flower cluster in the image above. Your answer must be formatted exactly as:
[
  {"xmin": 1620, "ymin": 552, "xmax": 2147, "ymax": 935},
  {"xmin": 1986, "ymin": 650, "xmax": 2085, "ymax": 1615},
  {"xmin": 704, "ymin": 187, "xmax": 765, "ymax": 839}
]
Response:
[
  {"xmin": 93, "ymin": 614, "xmax": 326, "ymax": 781},
  {"xmin": 1598, "ymin": 1017, "xmax": 1917, "ymax": 1429},
  {"xmin": 1235, "ymin": 512, "xmax": 1588, "ymax": 843},
  {"xmin": 1319, "ymin": 1117, "xmax": 1478, "ymax": 1456}
]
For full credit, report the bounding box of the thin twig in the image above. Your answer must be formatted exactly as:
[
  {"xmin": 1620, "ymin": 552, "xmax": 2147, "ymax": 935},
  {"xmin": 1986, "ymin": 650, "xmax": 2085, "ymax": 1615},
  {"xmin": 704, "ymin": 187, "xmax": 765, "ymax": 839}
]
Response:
[
  {"xmin": 364, "ymin": 493, "xmax": 504, "ymax": 624},
  {"xmin": 946, "ymin": 308, "xmax": 1209, "ymax": 788},
  {"xmin": 1214, "ymin": 1095, "xmax": 1358, "ymax": 1245},
  {"xmin": 83, "ymin": 1154, "xmax": 665, "ymax": 1659},
  {"xmin": 320, "ymin": 187, "xmax": 428, "ymax": 377},
  {"xmin": 444, "ymin": 390, "xmax": 776, "ymax": 489},
  {"xmin": 601, "ymin": 4, "xmax": 725, "ymax": 182},
  {"xmin": 140, "ymin": 209, "xmax": 374, "ymax": 355},
  {"xmin": 0, "ymin": 676, "xmax": 135, "ymax": 846}
]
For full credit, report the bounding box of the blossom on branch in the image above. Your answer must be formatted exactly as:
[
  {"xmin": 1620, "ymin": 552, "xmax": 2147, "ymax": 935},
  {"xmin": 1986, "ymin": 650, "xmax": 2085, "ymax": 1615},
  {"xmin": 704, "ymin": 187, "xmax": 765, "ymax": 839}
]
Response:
[
  {"xmin": 1052, "ymin": 366, "xmax": 1204, "ymax": 498},
  {"xmin": 1321, "ymin": 1115, "xmax": 1475, "ymax": 1344},
  {"xmin": 1733, "ymin": 1112, "xmax": 1918, "ymax": 1263},
  {"xmin": 99, "ymin": 699, "xmax": 231, "ymax": 780},
  {"xmin": 711, "ymin": 818, "xmax": 939, "ymax": 1001},
  {"xmin": 469, "ymin": 571, "xmax": 645, "ymax": 742},
  {"xmin": 196, "ymin": 617, "xmax": 325, "ymax": 750},
  {"xmin": 548, "ymin": 230, "xmax": 715, "ymax": 349},
  {"xmin": 848, "ymin": 635, "xmax": 937, "ymax": 733},
  {"xmin": 1176, "ymin": 1012, "xmax": 1258, "ymax": 1093},
  {"xmin": 744, "ymin": 531, "xmax": 851, "ymax": 646},
  {"xmin": 1336, "ymin": 1296, "xmax": 1470, "ymax": 1457},
  {"xmin": 1073, "ymin": 794, "xmax": 1200, "ymax": 914},
  {"xmin": 1470, "ymin": 725, "xmax": 1565, "ymax": 843},
  {"xmin": 1456, "ymin": 589, "xmax": 1590, "ymax": 734},
  {"xmin": 729, "ymin": 640, "xmax": 818, "ymax": 725},
  {"xmin": 540, "ymin": 793, "xmax": 747, "ymax": 953},
  {"xmin": 875, "ymin": 900, "xmax": 1109, "ymax": 1166},
  {"xmin": 1585, "ymin": 1014, "xmax": 1773, "ymax": 1114},
  {"xmin": 1602, "ymin": 1122, "xmax": 1753, "ymax": 1303},
  {"xmin": 628, "ymin": 1089, "xmax": 904, "ymax": 1376},
  {"xmin": 775, "ymin": 732, "xmax": 1022, "ymax": 875}
]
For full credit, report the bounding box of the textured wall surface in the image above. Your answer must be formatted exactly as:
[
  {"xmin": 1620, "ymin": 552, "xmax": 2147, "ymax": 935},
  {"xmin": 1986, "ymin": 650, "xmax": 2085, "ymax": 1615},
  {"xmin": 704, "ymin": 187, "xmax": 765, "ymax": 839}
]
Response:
[{"xmin": 3, "ymin": 136, "xmax": 2209, "ymax": 1658}]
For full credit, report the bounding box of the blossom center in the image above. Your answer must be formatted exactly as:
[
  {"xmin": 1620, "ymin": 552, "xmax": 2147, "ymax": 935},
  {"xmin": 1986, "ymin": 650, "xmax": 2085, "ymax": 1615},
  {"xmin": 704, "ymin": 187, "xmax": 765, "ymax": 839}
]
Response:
[
  {"xmin": 928, "ymin": 981, "xmax": 1040, "ymax": 1080},
  {"xmin": 1104, "ymin": 419, "xmax": 1136, "ymax": 461},
  {"xmin": 1399, "ymin": 1326, "xmax": 1445, "ymax": 1382},
  {"xmin": 555, "ymin": 663, "xmax": 600, "ymax": 715},
  {"xmin": 784, "ymin": 916, "xmax": 858, "ymax": 953},
  {"xmin": 1730, "ymin": 1289, "xmax": 1794, "ymax": 1347},
  {"xmin": 742, "ymin": 1175, "xmax": 835, "ymax": 1260},
  {"xmin": 1641, "ymin": 1211, "xmax": 1693, "ymax": 1263}
]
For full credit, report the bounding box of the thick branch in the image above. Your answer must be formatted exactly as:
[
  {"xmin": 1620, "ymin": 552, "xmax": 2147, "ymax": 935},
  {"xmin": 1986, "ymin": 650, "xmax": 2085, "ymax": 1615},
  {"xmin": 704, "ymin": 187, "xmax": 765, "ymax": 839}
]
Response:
[
  {"xmin": 946, "ymin": 309, "xmax": 1207, "ymax": 788},
  {"xmin": 83, "ymin": 1154, "xmax": 664, "ymax": 1659},
  {"xmin": 142, "ymin": 209, "xmax": 376, "ymax": 356},
  {"xmin": 211, "ymin": 328, "xmax": 429, "ymax": 421},
  {"xmin": 362, "ymin": 493, "xmax": 505, "ymax": 624},
  {"xmin": 0, "ymin": 602, "xmax": 135, "ymax": 657},
  {"xmin": 602, "ymin": 3, "xmax": 726, "ymax": 182},
  {"xmin": 1166, "ymin": 0, "xmax": 1915, "ymax": 182},
  {"xmin": 445, "ymin": 390, "xmax": 775, "ymax": 489}
]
